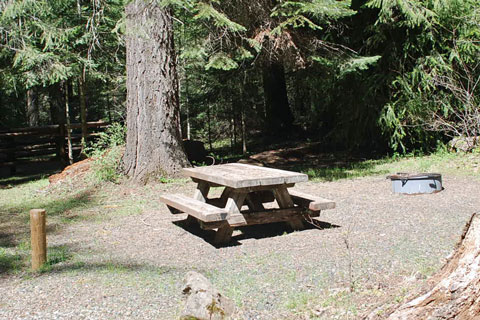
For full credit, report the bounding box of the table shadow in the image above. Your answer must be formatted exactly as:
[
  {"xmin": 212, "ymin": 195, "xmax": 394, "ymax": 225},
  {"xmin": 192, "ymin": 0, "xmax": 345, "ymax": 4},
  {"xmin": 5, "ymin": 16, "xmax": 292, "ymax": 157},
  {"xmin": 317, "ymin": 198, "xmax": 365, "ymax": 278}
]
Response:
[{"xmin": 172, "ymin": 218, "xmax": 340, "ymax": 248}]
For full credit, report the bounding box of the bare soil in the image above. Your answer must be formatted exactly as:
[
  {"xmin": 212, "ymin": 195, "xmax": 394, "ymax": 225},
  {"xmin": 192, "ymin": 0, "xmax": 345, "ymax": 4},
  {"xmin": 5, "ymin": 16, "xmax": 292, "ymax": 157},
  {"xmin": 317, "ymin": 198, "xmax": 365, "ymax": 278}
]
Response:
[{"xmin": 1, "ymin": 167, "xmax": 479, "ymax": 319}]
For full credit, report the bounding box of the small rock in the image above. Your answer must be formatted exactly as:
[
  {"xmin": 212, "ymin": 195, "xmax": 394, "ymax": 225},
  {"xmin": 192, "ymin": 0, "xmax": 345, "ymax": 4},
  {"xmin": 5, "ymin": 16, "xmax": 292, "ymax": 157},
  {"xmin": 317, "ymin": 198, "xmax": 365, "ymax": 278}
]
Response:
[{"xmin": 180, "ymin": 271, "xmax": 234, "ymax": 320}]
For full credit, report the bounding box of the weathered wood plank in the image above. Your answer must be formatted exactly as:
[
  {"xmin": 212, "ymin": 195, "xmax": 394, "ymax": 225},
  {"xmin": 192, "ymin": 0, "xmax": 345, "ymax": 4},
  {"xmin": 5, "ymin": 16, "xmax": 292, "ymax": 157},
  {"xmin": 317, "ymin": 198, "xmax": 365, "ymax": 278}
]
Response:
[
  {"xmin": 235, "ymin": 183, "xmax": 295, "ymax": 193},
  {"xmin": 289, "ymin": 189, "xmax": 336, "ymax": 211},
  {"xmin": 191, "ymin": 178, "xmax": 223, "ymax": 188},
  {"xmin": 159, "ymin": 194, "xmax": 228, "ymax": 222},
  {"xmin": 200, "ymin": 207, "xmax": 319, "ymax": 229},
  {"xmin": 183, "ymin": 163, "xmax": 307, "ymax": 188}
]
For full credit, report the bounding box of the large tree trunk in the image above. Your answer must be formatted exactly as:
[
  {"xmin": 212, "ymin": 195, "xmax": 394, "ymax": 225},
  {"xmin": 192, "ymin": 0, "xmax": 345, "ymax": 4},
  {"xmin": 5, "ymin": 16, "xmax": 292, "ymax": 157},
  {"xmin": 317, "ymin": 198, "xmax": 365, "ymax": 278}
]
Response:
[
  {"xmin": 262, "ymin": 61, "xmax": 294, "ymax": 133},
  {"xmin": 385, "ymin": 213, "xmax": 480, "ymax": 319},
  {"xmin": 123, "ymin": 1, "xmax": 189, "ymax": 183}
]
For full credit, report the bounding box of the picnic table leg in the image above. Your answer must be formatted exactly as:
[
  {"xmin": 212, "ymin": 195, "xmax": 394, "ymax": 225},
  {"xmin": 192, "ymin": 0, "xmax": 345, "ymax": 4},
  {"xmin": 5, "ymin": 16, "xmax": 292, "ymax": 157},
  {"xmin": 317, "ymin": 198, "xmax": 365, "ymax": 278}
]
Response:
[
  {"xmin": 214, "ymin": 191, "xmax": 247, "ymax": 245},
  {"xmin": 225, "ymin": 192, "xmax": 247, "ymax": 226},
  {"xmin": 245, "ymin": 193, "xmax": 265, "ymax": 211},
  {"xmin": 273, "ymin": 185, "xmax": 305, "ymax": 230},
  {"xmin": 193, "ymin": 181, "xmax": 210, "ymax": 202},
  {"xmin": 214, "ymin": 225, "xmax": 234, "ymax": 244},
  {"xmin": 178, "ymin": 181, "xmax": 211, "ymax": 228},
  {"xmin": 185, "ymin": 215, "xmax": 198, "ymax": 226}
]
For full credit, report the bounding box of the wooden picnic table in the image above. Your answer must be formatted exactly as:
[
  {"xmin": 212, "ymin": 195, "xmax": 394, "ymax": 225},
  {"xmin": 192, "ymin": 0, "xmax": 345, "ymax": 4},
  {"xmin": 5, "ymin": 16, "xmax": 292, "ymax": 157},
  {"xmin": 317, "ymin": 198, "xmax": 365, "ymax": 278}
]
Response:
[{"xmin": 160, "ymin": 163, "xmax": 335, "ymax": 244}]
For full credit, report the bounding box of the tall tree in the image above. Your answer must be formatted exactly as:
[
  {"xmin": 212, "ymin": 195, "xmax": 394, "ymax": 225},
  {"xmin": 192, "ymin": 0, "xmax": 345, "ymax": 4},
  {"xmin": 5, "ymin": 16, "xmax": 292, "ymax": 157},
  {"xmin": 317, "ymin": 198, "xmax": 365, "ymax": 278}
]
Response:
[{"xmin": 123, "ymin": 0, "xmax": 189, "ymax": 183}]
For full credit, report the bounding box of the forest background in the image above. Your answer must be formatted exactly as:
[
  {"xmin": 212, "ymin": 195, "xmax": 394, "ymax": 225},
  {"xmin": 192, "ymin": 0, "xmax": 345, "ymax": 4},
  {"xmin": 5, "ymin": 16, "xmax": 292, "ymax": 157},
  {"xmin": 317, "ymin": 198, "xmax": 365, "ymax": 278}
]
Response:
[{"xmin": 1, "ymin": 0, "xmax": 479, "ymax": 160}]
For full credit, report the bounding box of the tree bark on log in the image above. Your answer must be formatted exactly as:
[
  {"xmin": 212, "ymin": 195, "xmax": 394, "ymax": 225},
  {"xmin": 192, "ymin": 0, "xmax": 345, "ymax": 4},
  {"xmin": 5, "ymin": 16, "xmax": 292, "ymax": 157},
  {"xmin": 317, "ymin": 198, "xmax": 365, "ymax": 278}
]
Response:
[
  {"xmin": 123, "ymin": 1, "xmax": 190, "ymax": 183},
  {"xmin": 386, "ymin": 213, "xmax": 480, "ymax": 319}
]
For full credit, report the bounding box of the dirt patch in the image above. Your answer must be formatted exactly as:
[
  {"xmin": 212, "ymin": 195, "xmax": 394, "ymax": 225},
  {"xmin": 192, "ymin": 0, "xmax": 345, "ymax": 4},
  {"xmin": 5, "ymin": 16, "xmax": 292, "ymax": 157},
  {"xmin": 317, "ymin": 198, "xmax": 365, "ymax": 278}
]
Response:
[
  {"xmin": 1, "ymin": 172, "xmax": 479, "ymax": 319},
  {"xmin": 48, "ymin": 158, "xmax": 92, "ymax": 185},
  {"xmin": 239, "ymin": 142, "xmax": 366, "ymax": 170}
]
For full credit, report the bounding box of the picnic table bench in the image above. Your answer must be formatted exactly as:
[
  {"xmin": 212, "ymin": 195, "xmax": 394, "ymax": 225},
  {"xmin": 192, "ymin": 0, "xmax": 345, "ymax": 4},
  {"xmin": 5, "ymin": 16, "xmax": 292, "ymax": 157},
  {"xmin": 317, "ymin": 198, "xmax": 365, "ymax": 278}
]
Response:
[{"xmin": 159, "ymin": 163, "xmax": 335, "ymax": 244}]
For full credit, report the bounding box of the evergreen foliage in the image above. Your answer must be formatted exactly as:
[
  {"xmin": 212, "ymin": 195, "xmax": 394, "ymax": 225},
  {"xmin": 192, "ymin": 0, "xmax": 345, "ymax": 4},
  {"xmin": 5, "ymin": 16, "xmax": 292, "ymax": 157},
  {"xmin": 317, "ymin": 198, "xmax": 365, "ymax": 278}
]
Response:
[
  {"xmin": 0, "ymin": 0, "xmax": 125, "ymax": 127},
  {"xmin": 1, "ymin": 0, "xmax": 479, "ymax": 155}
]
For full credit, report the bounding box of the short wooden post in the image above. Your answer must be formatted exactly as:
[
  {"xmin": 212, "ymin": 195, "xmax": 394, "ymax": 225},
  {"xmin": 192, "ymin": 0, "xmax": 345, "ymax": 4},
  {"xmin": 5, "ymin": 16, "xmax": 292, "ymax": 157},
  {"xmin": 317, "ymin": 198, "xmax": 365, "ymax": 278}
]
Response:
[{"xmin": 30, "ymin": 209, "xmax": 47, "ymax": 271}]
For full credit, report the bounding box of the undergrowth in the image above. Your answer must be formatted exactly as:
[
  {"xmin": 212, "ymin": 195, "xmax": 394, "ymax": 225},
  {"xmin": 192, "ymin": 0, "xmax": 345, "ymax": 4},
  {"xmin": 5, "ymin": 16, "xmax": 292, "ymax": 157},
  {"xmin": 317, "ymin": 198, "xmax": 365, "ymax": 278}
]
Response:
[
  {"xmin": 85, "ymin": 123, "xmax": 126, "ymax": 183},
  {"xmin": 300, "ymin": 150, "xmax": 480, "ymax": 181}
]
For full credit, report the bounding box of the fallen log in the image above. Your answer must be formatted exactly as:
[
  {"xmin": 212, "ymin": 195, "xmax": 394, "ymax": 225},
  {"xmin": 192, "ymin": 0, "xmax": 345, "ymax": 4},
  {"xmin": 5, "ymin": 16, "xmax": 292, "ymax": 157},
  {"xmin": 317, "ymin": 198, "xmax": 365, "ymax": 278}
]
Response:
[{"xmin": 387, "ymin": 213, "xmax": 480, "ymax": 319}]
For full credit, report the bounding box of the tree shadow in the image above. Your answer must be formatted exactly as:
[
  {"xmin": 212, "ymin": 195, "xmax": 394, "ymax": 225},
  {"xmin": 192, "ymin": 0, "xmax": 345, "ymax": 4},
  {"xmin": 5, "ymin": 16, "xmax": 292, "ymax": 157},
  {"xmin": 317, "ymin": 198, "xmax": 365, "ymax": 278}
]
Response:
[
  {"xmin": 0, "ymin": 188, "xmax": 97, "ymax": 266},
  {"xmin": 227, "ymin": 142, "xmax": 390, "ymax": 181},
  {"xmin": 0, "ymin": 243, "xmax": 75, "ymax": 275},
  {"xmin": 1, "ymin": 240, "xmax": 186, "ymax": 276},
  {"xmin": 0, "ymin": 160, "xmax": 63, "ymax": 187},
  {"xmin": 50, "ymin": 261, "xmax": 182, "ymax": 275},
  {"xmin": 173, "ymin": 218, "xmax": 340, "ymax": 248}
]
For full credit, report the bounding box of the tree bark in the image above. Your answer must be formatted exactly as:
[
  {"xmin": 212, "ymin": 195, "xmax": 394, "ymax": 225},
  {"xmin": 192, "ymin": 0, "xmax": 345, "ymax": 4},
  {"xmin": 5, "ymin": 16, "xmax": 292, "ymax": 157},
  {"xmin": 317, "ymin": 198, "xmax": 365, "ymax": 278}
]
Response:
[
  {"xmin": 123, "ymin": 1, "xmax": 189, "ymax": 183},
  {"xmin": 240, "ymin": 73, "xmax": 247, "ymax": 155},
  {"xmin": 78, "ymin": 73, "xmax": 88, "ymax": 153},
  {"xmin": 26, "ymin": 88, "xmax": 39, "ymax": 127},
  {"xmin": 64, "ymin": 82, "xmax": 74, "ymax": 165},
  {"xmin": 382, "ymin": 213, "xmax": 480, "ymax": 319},
  {"xmin": 262, "ymin": 61, "xmax": 294, "ymax": 133},
  {"xmin": 48, "ymin": 84, "xmax": 66, "ymax": 165}
]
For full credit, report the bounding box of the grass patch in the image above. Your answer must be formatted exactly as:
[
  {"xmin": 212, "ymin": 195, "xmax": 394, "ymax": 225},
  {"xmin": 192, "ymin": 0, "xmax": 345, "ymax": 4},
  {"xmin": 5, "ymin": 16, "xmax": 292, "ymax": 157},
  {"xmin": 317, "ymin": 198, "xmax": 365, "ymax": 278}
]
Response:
[
  {"xmin": 285, "ymin": 291, "xmax": 319, "ymax": 312},
  {"xmin": 0, "ymin": 176, "xmax": 99, "ymax": 273},
  {"xmin": 0, "ymin": 248, "xmax": 23, "ymax": 273},
  {"xmin": 298, "ymin": 151, "xmax": 480, "ymax": 182},
  {"xmin": 37, "ymin": 245, "xmax": 73, "ymax": 273}
]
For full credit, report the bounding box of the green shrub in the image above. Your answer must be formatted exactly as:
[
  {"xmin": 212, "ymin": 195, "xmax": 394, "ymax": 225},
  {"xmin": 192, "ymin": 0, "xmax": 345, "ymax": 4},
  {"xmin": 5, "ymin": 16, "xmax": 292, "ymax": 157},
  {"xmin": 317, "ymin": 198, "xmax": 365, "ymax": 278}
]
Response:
[{"xmin": 85, "ymin": 123, "xmax": 126, "ymax": 183}]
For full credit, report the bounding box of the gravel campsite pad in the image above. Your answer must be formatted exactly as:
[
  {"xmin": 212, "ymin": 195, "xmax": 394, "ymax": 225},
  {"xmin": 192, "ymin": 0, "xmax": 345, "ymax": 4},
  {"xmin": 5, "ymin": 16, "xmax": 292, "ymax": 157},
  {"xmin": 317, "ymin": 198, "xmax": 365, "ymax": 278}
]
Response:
[{"xmin": 1, "ymin": 174, "xmax": 480, "ymax": 319}]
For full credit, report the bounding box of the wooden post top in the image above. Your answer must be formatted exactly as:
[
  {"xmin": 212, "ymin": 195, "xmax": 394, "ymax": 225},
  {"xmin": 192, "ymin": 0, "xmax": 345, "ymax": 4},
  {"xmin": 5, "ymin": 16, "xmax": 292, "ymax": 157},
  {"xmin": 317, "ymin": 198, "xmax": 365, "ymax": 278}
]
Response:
[{"xmin": 182, "ymin": 163, "xmax": 308, "ymax": 189}]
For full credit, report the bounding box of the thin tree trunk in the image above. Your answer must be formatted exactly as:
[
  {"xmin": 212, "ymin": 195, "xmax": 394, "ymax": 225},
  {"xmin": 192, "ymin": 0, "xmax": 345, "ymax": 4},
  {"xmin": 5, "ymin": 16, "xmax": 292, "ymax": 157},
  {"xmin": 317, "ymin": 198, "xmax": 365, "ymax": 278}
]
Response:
[
  {"xmin": 240, "ymin": 73, "xmax": 247, "ymax": 155},
  {"xmin": 78, "ymin": 72, "xmax": 88, "ymax": 154},
  {"xmin": 26, "ymin": 88, "xmax": 39, "ymax": 127},
  {"xmin": 207, "ymin": 104, "xmax": 212, "ymax": 151},
  {"xmin": 241, "ymin": 106, "xmax": 246, "ymax": 155},
  {"xmin": 108, "ymin": 92, "xmax": 114, "ymax": 123},
  {"xmin": 64, "ymin": 82, "xmax": 74, "ymax": 165},
  {"xmin": 230, "ymin": 97, "xmax": 234, "ymax": 152},
  {"xmin": 233, "ymin": 104, "xmax": 237, "ymax": 149},
  {"xmin": 123, "ymin": 1, "xmax": 190, "ymax": 183},
  {"xmin": 262, "ymin": 61, "xmax": 294, "ymax": 133},
  {"xmin": 185, "ymin": 76, "xmax": 191, "ymax": 140},
  {"xmin": 48, "ymin": 84, "xmax": 66, "ymax": 165}
]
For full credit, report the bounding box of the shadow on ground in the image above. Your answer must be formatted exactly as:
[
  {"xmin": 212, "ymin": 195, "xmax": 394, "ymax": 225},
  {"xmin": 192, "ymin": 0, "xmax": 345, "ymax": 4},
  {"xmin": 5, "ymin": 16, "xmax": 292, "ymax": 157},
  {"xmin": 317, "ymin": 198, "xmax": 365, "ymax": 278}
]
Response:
[
  {"xmin": 238, "ymin": 143, "xmax": 390, "ymax": 181},
  {"xmin": 0, "ymin": 187, "xmax": 100, "ymax": 275},
  {"xmin": 0, "ymin": 160, "xmax": 63, "ymax": 187},
  {"xmin": 173, "ymin": 218, "xmax": 340, "ymax": 248}
]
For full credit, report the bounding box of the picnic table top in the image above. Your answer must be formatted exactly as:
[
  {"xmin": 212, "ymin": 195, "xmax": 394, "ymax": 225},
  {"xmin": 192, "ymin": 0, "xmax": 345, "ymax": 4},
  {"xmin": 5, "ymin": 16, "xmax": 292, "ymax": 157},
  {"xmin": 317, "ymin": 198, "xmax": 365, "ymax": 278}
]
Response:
[{"xmin": 182, "ymin": 163, "xmax": 308, "ymax": 189}]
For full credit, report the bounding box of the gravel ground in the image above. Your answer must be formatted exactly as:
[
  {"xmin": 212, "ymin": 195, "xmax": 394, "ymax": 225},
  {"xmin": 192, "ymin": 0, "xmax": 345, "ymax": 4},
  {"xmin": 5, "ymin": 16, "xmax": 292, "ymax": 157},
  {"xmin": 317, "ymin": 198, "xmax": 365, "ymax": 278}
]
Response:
[{"xmin": 1, "ymin": 174, "xmax": 479, "ymax": 319}]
